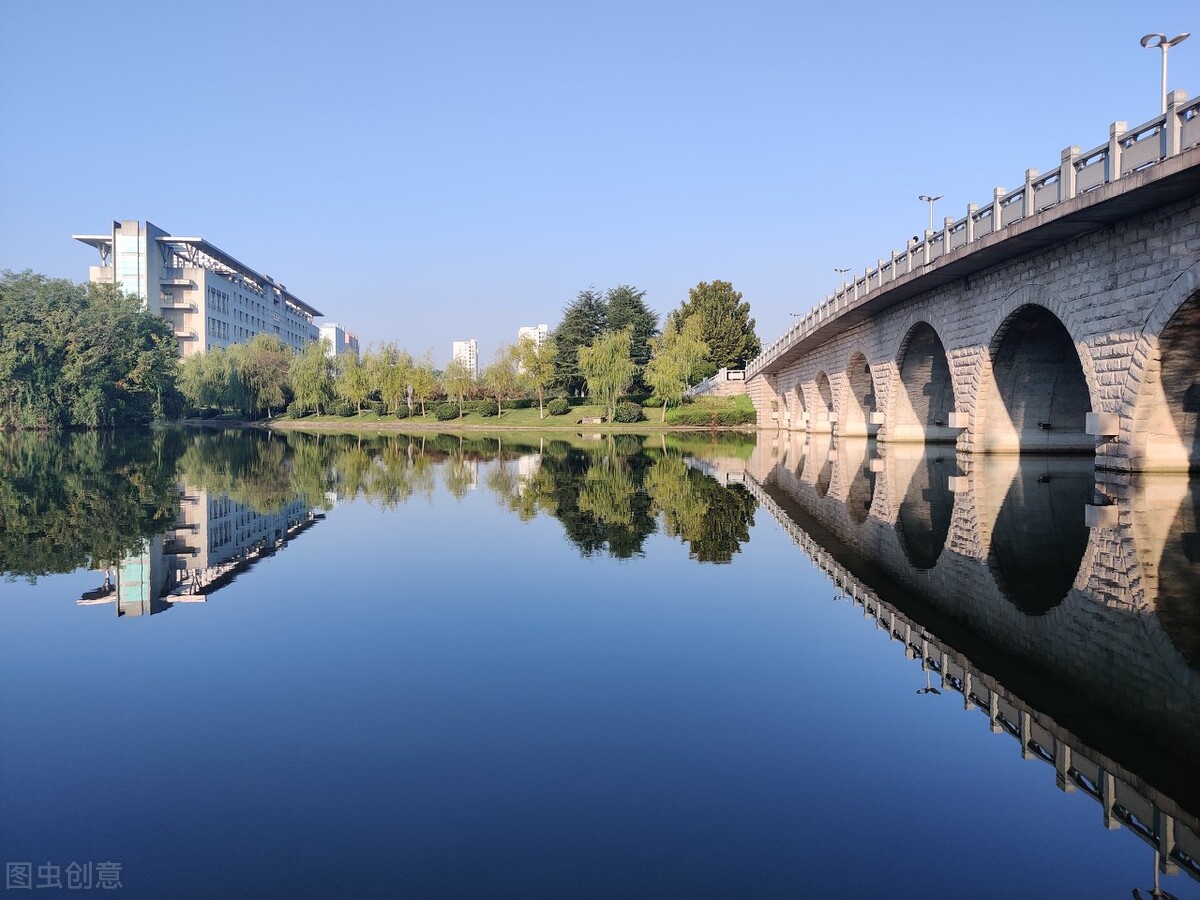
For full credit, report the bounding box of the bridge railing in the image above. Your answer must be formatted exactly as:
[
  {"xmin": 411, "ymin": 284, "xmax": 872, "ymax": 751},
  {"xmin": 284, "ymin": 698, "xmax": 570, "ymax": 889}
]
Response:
[{"xmin": 746, "ymin": 90, "xmax": 1200, "ymax": 380}]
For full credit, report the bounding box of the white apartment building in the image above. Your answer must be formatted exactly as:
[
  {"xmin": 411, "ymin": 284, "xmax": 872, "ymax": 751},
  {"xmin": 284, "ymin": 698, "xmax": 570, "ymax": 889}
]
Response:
[
  {"xmin": 319, "ymin": 322, "xmax": 361, "ymax": 360},
  {"xmin": 73, "ymin": 220, "xmax": 321, "ymax": 358},
  {"xmin": 517, "ymin": 323, "xmax": 549, "ymax": 348},
  {"xmin": 452, "ymin": 339, "xmax": 479, "ymax": 378}
]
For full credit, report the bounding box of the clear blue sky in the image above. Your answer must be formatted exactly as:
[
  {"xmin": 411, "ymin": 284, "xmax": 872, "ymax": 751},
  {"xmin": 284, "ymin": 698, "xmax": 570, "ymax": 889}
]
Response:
[{"xmin": 2, "ymin": 1, "xmax": 1196, "ymax": 367}]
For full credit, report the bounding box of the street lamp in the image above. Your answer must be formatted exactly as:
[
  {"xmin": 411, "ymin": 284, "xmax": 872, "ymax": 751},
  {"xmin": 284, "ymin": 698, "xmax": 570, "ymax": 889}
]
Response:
[
  {"xmin": 1140, "ymin": 32, "xmax": 1189, "ymax": 114},
  {"xmin": 918, "ymin": 195, "xmax": 942, "ymax": 234}
]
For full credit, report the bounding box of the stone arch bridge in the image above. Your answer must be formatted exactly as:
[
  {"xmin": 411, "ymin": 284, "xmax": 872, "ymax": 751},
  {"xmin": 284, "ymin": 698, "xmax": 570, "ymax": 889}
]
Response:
[{"xmin": 739, "ymin": 91, "xmax": 1200, "ymax": 472}]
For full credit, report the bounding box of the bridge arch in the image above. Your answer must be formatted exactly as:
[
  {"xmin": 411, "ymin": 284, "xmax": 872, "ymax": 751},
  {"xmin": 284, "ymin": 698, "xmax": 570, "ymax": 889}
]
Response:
[
  {"xmin": 813, "ymin": 372, "xmax": 835, "ymax": 432},
  {"xmin": 982, "ymin": 303, "xmax": 1093, "ymax": 453},
  {"xmin": 1123, "ymin": 263, "xmax": 1200, "ymax": 472},
  {"xmin": 841, "ymin": 351, "xmax": 878, "ymax": 437},
  {"xmin": 890, "ymin": 321, "xmax": 957, "ymax": 443},
  {"xmin": 788, "ymin": 384, "xmax": 807, "ymax": 431}
]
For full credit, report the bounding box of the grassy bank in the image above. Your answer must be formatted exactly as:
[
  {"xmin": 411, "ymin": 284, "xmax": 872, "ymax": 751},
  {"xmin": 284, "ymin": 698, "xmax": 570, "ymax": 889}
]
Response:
[{"xmin": 266, "ymin": 395, "xmax": 756, "ymax": 434}]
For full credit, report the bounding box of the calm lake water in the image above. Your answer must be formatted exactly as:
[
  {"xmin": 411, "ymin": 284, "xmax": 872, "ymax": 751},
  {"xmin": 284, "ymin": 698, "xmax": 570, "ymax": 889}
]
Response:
[{"xmin": 1, "ymin": 428, "xmax": 1197, "ymax": 899}]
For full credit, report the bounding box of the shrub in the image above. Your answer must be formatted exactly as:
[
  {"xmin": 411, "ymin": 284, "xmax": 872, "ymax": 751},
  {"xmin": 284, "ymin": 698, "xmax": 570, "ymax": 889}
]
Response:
[
  {"xmin": 547, "ymin": 398, "xmax": 570, "ymax": 416},
  {"xmin": 478, "ymin": 402, "xmax": 499, "ymax": 417},
  {"xmin": 613, "ymin": 401, "xmax": 644, "ymax": 423},
  {"xmin": 642, "ymin": 396, "xmax": 664, "ymax": 408},
  {"xmin": 663, "ymin": 396, "xmax": 756, "ymax": 427},
  {"xmin": 394, "ymin": 406, "xmax": 410, "ymax": 419},
  {"xmin": 200, "ymin": 407, "xmax": 222, "ymax": 420},
  {"xmin": 502, "ymin": 397, "xmax": 534, "ymax": 409},
  {"xmin": 463, "ymin": 400, "xmax": 491, "ymax": 415},
  {"xmin": 365, "ymin": 400, "xmax": 387, "ymax": 415},
  {"xmin": 332, "ymin": 401, "xmax": 354, "ymax": 418},
  {"xmin": 286, "ymin": 402, "xmax": 308, "ymax": 419},
  {"xmin": 434, "ymin": 402, "xmax": 460, "ymax": 421}
]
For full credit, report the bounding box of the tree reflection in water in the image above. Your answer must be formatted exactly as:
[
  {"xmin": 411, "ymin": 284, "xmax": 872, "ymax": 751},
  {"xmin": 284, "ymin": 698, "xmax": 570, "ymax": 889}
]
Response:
[{"xmin": 0, "ymin": 429, "xmax": 759, "ymax": 582}]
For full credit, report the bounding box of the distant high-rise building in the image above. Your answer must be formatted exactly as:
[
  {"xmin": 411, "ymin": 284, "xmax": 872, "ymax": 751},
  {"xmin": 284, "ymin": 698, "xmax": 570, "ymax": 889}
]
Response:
[
  {"xmin": 517, "ymin": 323, "xmax": 549, "ymax": 348},
  {"xmin": 73, "ymin": 220, "xmax": 321, "ymax": 359},
  {"xmin": 319, "ymin": 323, "xmax": 361, "ymax": 360},
  {"xmin": 452, "ymin": 339, "xmax": 479, "ymax": 378}
]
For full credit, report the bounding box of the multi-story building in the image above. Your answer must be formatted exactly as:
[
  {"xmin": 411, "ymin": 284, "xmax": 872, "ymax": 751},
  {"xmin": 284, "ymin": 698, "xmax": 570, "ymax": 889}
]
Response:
[
  {"xmin": 73, "ymin": 220, "xmax": 321, "ymax": 358},
  {"xmin": 319, "ymin": 322, "xmax": 361, "ymax": 360},
  {"xmin": 452, "ymin": 339, "xmax": 479, "ymax": 378},
  {"xmin": 517, "ymin": 323, "xmax": 549, "ymax": 349}
]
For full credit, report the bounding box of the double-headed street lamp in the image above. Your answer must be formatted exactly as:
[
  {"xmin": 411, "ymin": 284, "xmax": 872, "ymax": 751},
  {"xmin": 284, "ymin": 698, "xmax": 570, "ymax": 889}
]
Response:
[
  {"xmin": 918, "ymin": 194, "xmax": 942, "ymax": 234},
  {"xmin": 1140, "ymin": 32, "xmax": 1190, "ymax": 114}
]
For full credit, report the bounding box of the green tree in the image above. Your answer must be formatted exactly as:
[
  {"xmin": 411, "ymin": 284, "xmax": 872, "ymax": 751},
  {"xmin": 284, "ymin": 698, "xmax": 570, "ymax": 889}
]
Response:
[
  {"xmin": 409, "ymin": 352, "xmax": 439, "ymax": 417},
  {"xmin": 442, "ymin": 357, "xmax": 474, "ymax": 418},
  {"xmin": 236, "ymin": 334, "xmax": 291, "ymax": 417},
  {"xmin": 577, "ymin": 328, "xmax": 636, "ymax": 420},
  {"xmin": 605, "ymin": 284, "xmax": 658, "ymax": 388},
  {"xmin": 674, "ymin": 280, "xmax": 761, "ymax": 378},
  {"xmin": 289, "ymin": 339, "xmax": 334, "ymax": 415},
  {"xmin": 372, "ymin": 343, "xmax": 413, "ymax": 415},
  {"xmin": 644, "ymin": 315, "xmax": 710, "ymax": 421},
  {"xmin": 481, "ymin": 344, "xmax": 521, "ymax": 417},
  {"xmin": 552, "ymin": 288, "xmax": 607, "ymax": 396},
  {"xmin": 178, "ymin": 348, "xmax": 231, "ymax": 412},
  {"xmin": 334, "ymin": 349, "xmax": 372, "ymax": 413},
  {"xmin": 517, "ymin": 334, "xmax": 558, "ymax": 419},
  {"xmin": 0, "ymin": 272, "xmax": 182, "ymax": 429}
]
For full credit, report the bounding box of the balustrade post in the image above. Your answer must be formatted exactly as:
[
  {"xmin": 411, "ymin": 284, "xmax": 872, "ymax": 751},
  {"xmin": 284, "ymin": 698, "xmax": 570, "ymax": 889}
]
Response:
[
  {"xmin": 1163, "ymin": 89, "xmax": 1186, "ymax": 158},
  {"xmin": 1023, "ymin": 168, "xmax": 1038, "ymax": 218},
  {"xmin": 1060, "ymin": 146, "xmax": 1079, "ymax": 201},
  {"xmin": 1106, "ymin": 121, "xmax": 1127, "ymax": 183},
  {"xmin": 906, "ymin": 237, "xmax": 917, "ymax": 274},
  {"xmin": 923, "ymin": 230, "xmax": 933, "ymax": 265},
  {"xmin": 890, "ymin": 249, "xmax": 899, "ymax": 280},
  {"xmin": 966, "ymin": 203, "xmax": 977, "ymax": 242},
  {"xmin": 992, "ymin": 187, "xmax": 1005, "ymax": 231},
  {"xmin": 943, "ymin": 216, "xmax": 953, "ymax": 255},
  {"xmin": 876, "ymin": 260, "xmax": 884, "ymax": 289}
]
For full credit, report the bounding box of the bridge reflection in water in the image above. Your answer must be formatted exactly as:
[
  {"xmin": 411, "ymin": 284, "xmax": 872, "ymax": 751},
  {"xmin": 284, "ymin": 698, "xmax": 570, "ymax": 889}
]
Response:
[{"xmin": 736, "ymin": 433, "xmax": 1200, "ymax": 889}]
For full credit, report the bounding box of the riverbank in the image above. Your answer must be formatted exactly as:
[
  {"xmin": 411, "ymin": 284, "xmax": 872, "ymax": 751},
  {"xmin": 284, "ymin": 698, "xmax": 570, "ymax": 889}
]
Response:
[{"xmin": 262, "ymin": 396, "xmax": 756, "ymax": 434}]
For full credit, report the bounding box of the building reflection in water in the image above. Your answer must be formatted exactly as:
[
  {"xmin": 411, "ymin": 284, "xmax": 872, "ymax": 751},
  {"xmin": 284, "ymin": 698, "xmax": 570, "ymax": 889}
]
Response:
[
  {"xmin": 744, "ymin": 431, "xmax": 1200, "ymax": 892},
  {"xmin": 80, "ymin": 488, "xmax": 322, "ymax": 618}
]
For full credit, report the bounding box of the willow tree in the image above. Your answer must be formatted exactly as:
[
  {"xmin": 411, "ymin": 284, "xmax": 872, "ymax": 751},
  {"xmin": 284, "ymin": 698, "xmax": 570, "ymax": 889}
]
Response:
[
  {"xmin": 482, "ymin": 344, "xmax": 521, "ymax": 417},
  {"xmin": 334, "ymin": 349, "xmax": 371, "ymax": 413},
  {"xmin": 236, "ymin": 334, "xmax": 291, "ymax": 417},
  {"xmin": 644, "ymin": 316, "xmax": 709, "ymax": 421},
  {"xmin": 517, "ymin": 334, "xmax": 558, "ymax": 418},
  {"xmin": 442, "ymin": 357, "xmax": 474, "ymax": 418},
  {"xmin": 372, "ymin": 343, "xmax": 413, "ymax": 415},
  {"xmin": 577, "ymin": 328, "xmax": 635, "ymax": 420},
  {"xmin": 289, "ymin": 339, "xmax": 334, "ymax": 415},
  {"xmin": 409, "ymin": 352, "xmax": 439, "ymax": 417}
]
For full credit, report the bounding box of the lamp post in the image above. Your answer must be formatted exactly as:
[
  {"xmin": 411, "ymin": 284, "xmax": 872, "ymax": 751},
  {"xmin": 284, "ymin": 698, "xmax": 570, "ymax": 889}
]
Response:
[
  {"xmin": 1140, "ymin": 32, "xmax": 1189, "ymax": 114},
  {"xmin": 918, "ymin": 195, "xmax": 942, "ymax": 234}
]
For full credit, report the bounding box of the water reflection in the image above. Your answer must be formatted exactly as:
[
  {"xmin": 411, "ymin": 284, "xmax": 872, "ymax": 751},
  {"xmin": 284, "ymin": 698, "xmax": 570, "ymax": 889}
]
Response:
[
  {"xmin": 5, "ymin": 427, "xmax": 1200, "ymax": 893},
  {"xmin": 0, "ymin": 429, "xmax": 760, "ymax": 608},
  {"xmin": 745, "ymin": 433, "xmax": 1200, "ymax": 891}
]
